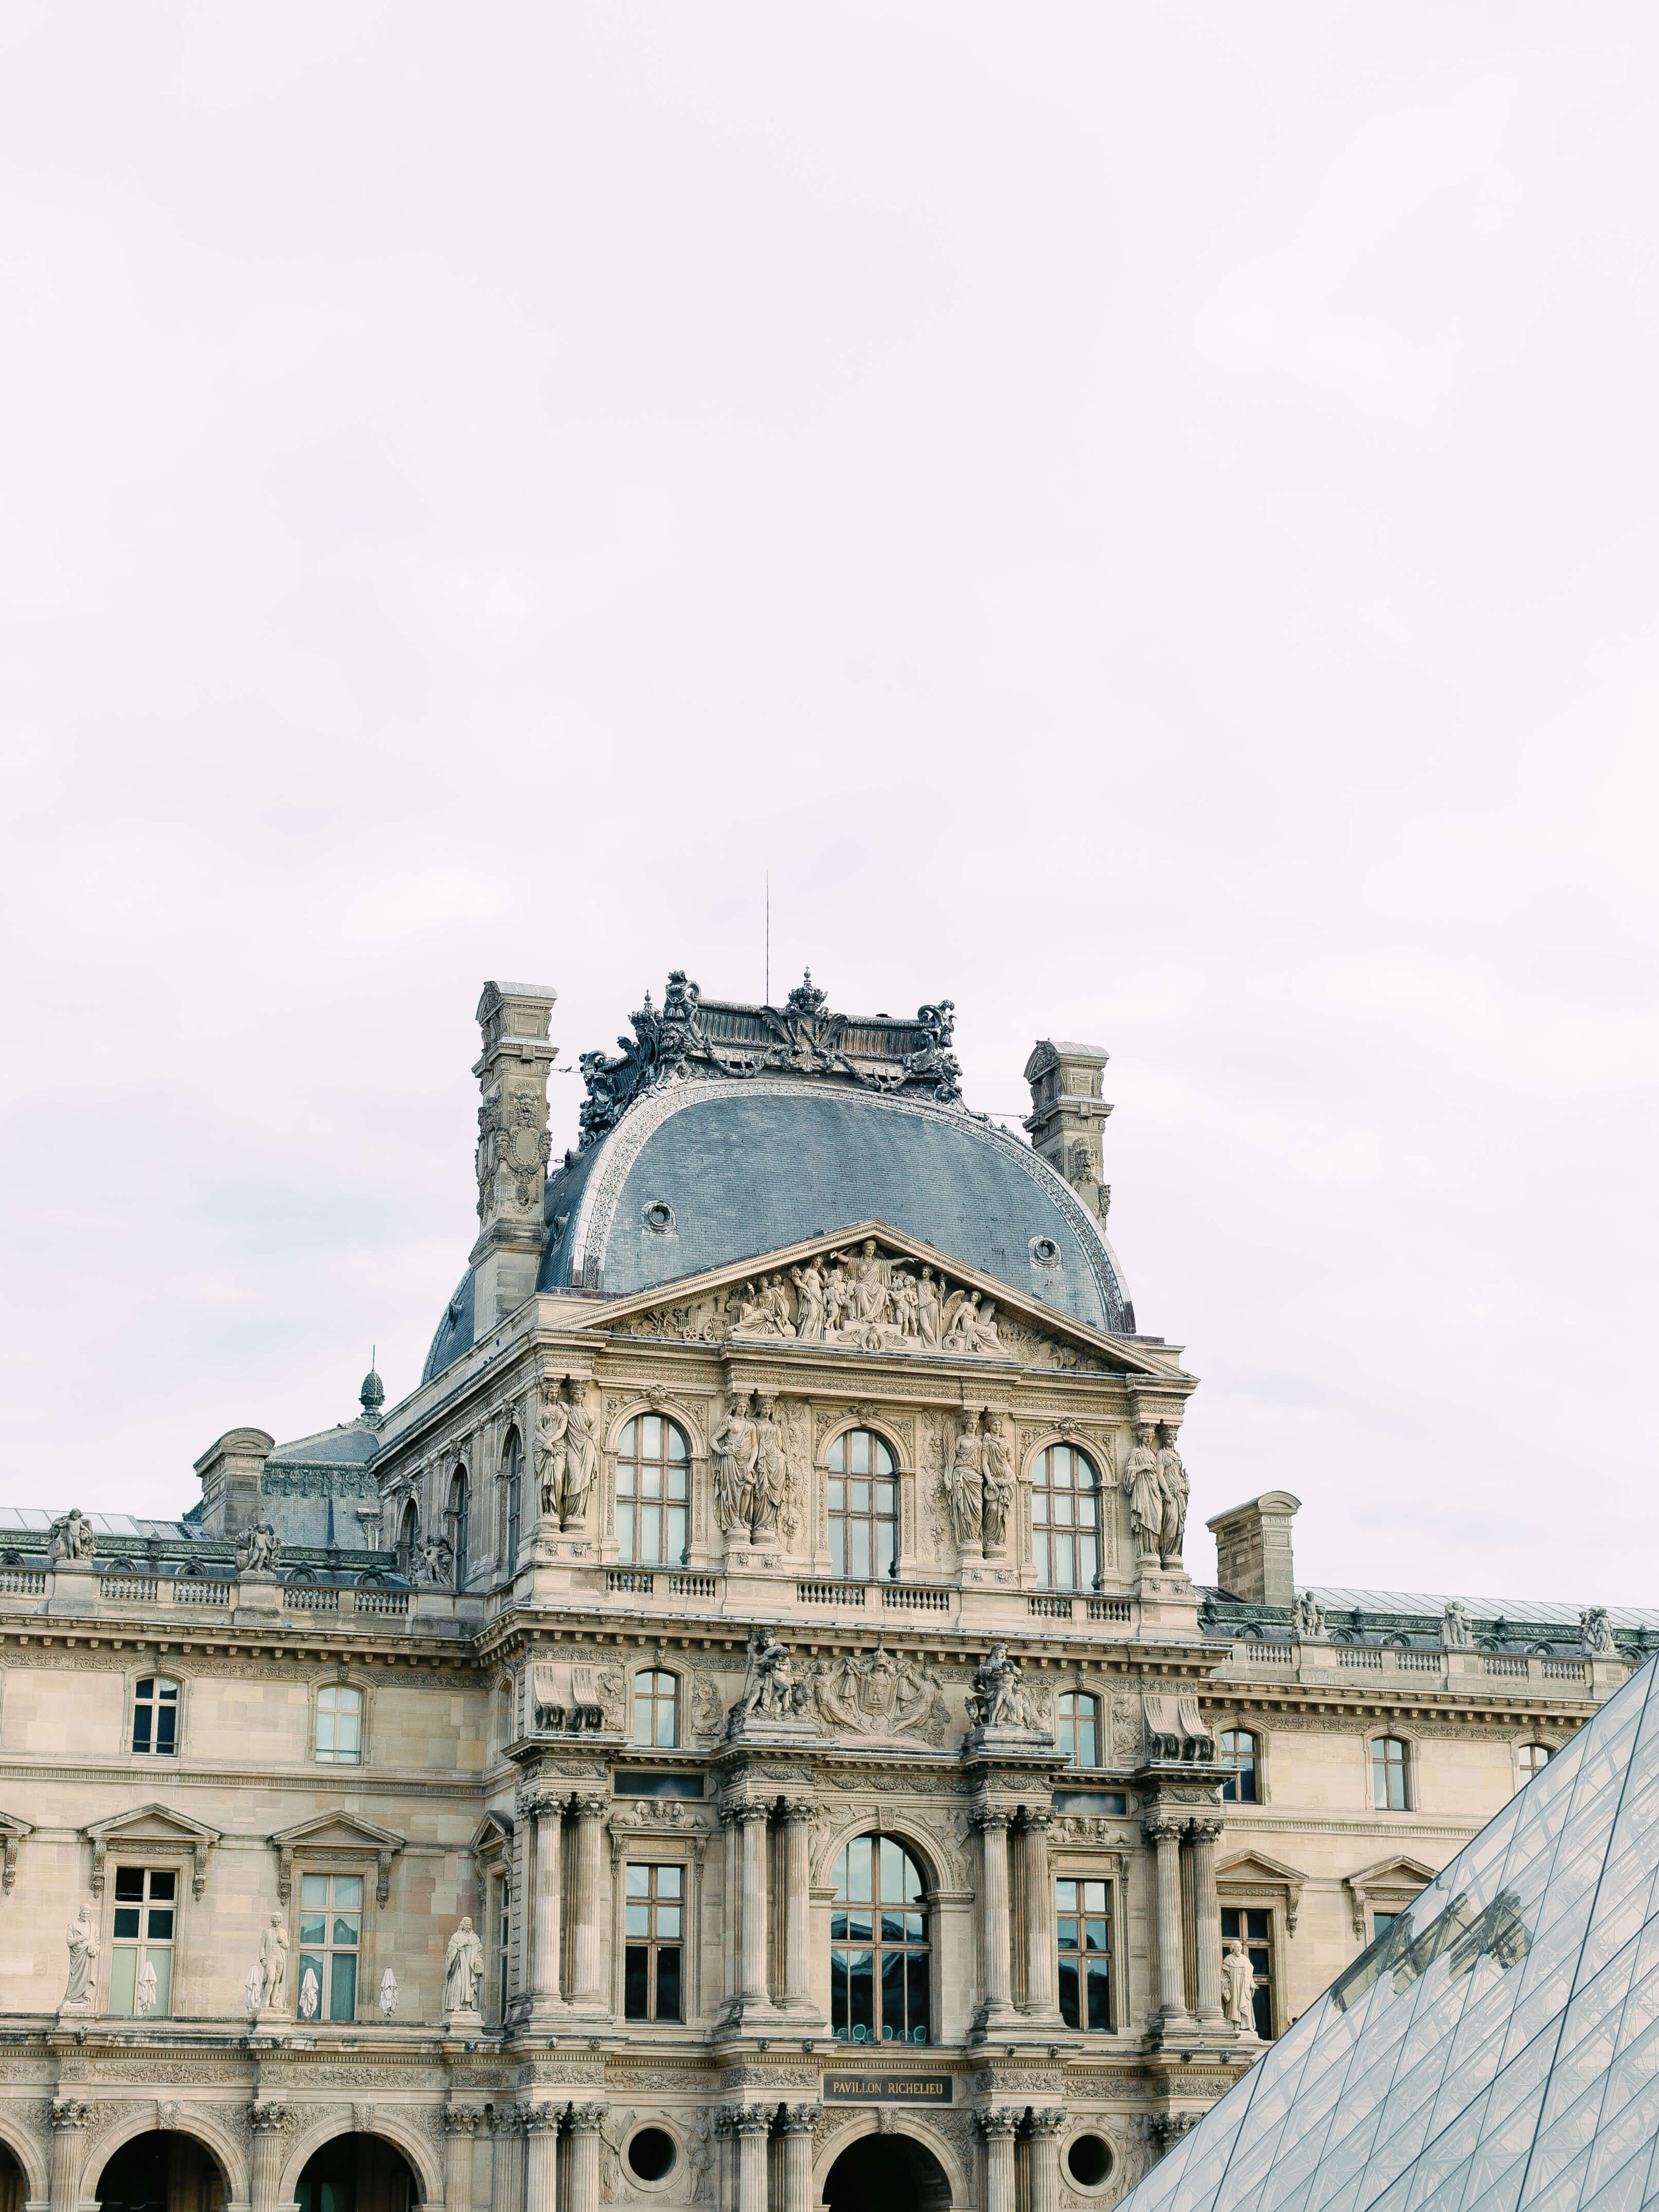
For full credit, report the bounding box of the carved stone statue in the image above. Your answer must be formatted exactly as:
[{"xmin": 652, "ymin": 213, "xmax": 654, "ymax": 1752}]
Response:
[
  {"xmin": 943, "ymin": 1412, "xmax": 984, "ymax": 1550},
  {"xmin": 915, "ymin": 1265, "xmax": 943, "ymax": 1348},
  {"xmin": 378, "ymin": 1969, "xmax": 398, "ymax": 2018},
  {"xmin": 1157, "ymin": 1430, "xmax": 1189, "ymax": 1566},
  {"xmin": 536, "ymin": 1393, "xmax": 570, "ymax": 1518},
  {"xmin": 790, "ymin": 1260, "xmax": 826, "ymax": 1342},
  {"xmin": 1581, "ymin": 1605, "xmax": 1619, "ymax": 1660},
  {"xmin": 1123, "ymin": 1426, "xmax": 1162, "ymax": 1560},
  {"xmin": 61, "ymin": 1903, "xmax": 98, "ymax": 2010},
  {"xmin": 1295, "ymin": 1591, "xmax": 1327, "ymax": 1641},
  {"xmin": 48, "ymin": 1508, "xmax": 95, "ymax": 1565},
  {"xmin": 417, "ymin": 1533, "xmax": 454, "ymax": 1588},
  {"xmin": 736, "ymin": 1627, "xmax": 806, "ymax": 1723},
  {"xmin": 235, "ymin": 1522, "xmax": 281, "ymax": 1575},
  {"xmin": 1441, "ymin": 1599, "xmax": 1473, "ymax": 1650},
  {"xmin": 1221, "ymin": 1938, "xmax": 1256, "ymax": 2032},
  {"xmin": 966, "ymin": 1643, "xmax": 1032, "ymax": 1731},
  {"xmin": 710, "ymin": 1394, "xmax": 759, "ymax": 1534},
  {"xmin": 981, "ymin": 1413, "xmax": 1015, "ymax": 1555},
  {"xmin": 256, "ymin": 1913, "xmax": 289, "ymax": 2011},
  {"xmin": 559, "ymin": 1385, "xmax": 600, "ymax": 1529},
  {"xmin": 443, "ymin": 1916, "xmax": 485, "ymax": 2014},
  {"xmin": 814, "ymin": 1643, "xmax": 943, "ymax": 1738},
  {"xmin": 749, "ymin": 1394, "xmax": 788, "ymax": 1542}
]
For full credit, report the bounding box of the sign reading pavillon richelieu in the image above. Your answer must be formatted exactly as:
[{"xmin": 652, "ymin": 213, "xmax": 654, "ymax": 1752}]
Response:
[{"xmin": 821, "ymin": 2074, "xmax": 953, "ymax": 2105}]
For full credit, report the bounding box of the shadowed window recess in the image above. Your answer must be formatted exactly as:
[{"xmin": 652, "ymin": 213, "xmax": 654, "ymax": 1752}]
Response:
[
  {"xmin": 1057, "ymin": 1876, "xmax": 1113, "ymax": 2030},
  {"xmin": 131, "ymin": 1676, "xmax": 177, "ymax": 1756},
  {"xmin": 831, "ymin": 1833, "xmax": 929, "ymax": 2042},
  {"xmin": 1217, "ymin": 1728, "xmax": 1258, "ymax": 1803},
  {"xmin": 624, "ymin": 1863, "xmax": 682, "ymax": 2022}
]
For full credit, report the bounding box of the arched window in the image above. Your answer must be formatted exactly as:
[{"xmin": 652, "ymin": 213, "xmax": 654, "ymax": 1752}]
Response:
[
  {"xmin": 1032, "ymin": 1444, "xmax": 1103, "ymax": 1591},
  {"xmin": 502, "ymin": 1431, "xmax": 523, "ymax": 1571},
  {"xmin": 831, "ymin": 1834, "xmax": 929, "ymax": 2043},
  {"xmin": 1372, "ymin": 1736, "xmax": 1410, "ymax": 1811},
  {"xmin": 316, "ymin": 1684, "xmax": 363, "ymax": 1765},
  {"xmin": 616, "ymin": 1417, "xmax": 690, "ymax": 1565},
  {"xmin": 1219, "ymin": 1728, "xmax": 1259, "ymax": 1803},
  {"xmin": 396, "ymin": 1499, "xmax": 418, "ymax": 1577},
  {"xmin": 634, "ymin": 1670, "xmax": 679, "ymax": 1748},
  {"xmin": 1058, "ymin": 1691, "xmax": 1100, "ymax": 1767},
  {"xmin": 1517, "ymin": 1742, "xmax": 1552, "ymax": 1788},
  {"xmin": 131, "ymin": 1676, "xmax": 178, "ymax": 1756},
  {"xmin": 828, "ymin": 1431, "xmax": 897, "ymax": 1582},
  {"xmin": 448, "ymin": 1468, "xmax": 470, "ymax": 1587}
]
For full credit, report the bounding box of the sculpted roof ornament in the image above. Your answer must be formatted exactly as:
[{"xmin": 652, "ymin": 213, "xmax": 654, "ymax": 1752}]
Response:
[{"xmin": 577, "ymin": 970, "xmax": 961, "ymax": 1149}]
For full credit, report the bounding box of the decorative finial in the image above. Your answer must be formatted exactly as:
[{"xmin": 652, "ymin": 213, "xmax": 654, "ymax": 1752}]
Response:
[{"xmin": 360, "ymin": 1350, "xmax": 385, "ymax": 1427}]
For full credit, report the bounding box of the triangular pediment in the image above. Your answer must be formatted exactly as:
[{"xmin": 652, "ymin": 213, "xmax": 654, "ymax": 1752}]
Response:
[
  {"xmin": 270, "ymin": 1809, "xmax": 405, "ymax": 1853},
  {"xmin": 0, "ymin": 1810, "xmax": 34, "ymax": 1841},
  {"xmin": 84, "ymin": 1802, "xmax": 221, "ymax": 1849},
  {"xmin": 1345, "ymin": 1852, "xmax": 1438, "ymax": 1893},
  {"xmin": 469, "ymin": 1811, "xmax": 514, "ymax": 1855},
  {"xmin": 1217, "ymin": 1847, "xmax": 1307, "ymax": 1889},
  {"xmin": 594, "ymin": 1220, "xmax": 1180, "ymax": 1380}
]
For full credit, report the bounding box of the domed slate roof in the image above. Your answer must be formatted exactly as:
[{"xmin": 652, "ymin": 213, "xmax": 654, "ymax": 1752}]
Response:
[{"xmin": 422, "ymin": 973, "xmax": 1136, "ymax": 1383}]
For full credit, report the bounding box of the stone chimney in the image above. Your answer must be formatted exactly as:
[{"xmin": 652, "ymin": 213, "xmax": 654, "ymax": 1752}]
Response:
[
  {"xmin": 1206, "ymin": 1492, "xmax": 1300, "ymax": 1608},
  {"xmin": 468, "ymin": 979, "xmax": 559, "ymax": 1333},
  {"xmin": 193, "ymin": 1427, "xmax": 275, "ymax": 1539},
  {"xmin": 1023, "ymin": 1039, "xmax": 1113, "ymax": 1221}
]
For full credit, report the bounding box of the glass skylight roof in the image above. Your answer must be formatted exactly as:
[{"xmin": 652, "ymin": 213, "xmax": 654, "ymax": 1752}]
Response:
[{"xmin": 1115, "ymin": 1653, "xmax": 1659, "ymax": 2212}]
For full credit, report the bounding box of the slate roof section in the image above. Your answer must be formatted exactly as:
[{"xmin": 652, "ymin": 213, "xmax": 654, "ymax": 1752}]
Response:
[{"xmin": 1113, "ymin": 1651, "xmax": 1659, "ymax": 2212}]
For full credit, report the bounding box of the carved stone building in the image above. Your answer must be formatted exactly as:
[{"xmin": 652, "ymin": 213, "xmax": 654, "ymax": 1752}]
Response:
[{"xmin": 0, "ymin": 973, "xmax": 1650, "ymax": 2212}]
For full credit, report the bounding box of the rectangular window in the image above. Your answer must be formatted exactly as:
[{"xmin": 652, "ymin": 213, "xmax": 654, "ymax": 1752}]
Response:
[
  {"xmin": 316, "ymin": 1685, "xmax": 362, "ymax": 1765},
  {"xmin": 1058, "ymin": 1693, "xmax": 1099, "ymax": 1768},
  {"xmin": 1056, "ymin": 1878, "xmax": 1112, "ymax": 2031},
  {"xmin": 1372, "ymin": 1911, "xmax": 1396, "ymax": 1940},
  {"xmin": 495, "ymin": 1873, "xmax": 512, "ymax": 2023},
  {"xmin": 633, "ymin": 1672, "xmax": 679, "ymax": 1749},
  {"xmin": 1221, "ymin": 1906, "xmax": 1274, "ymax": 2038},
  {"xmin": 299, "ymin": 1872, "xmax": 362, "ymax": 2022},
  {"xmin": 109, "ymin": 1865, "xmax": 175, "ymax": 2017},
  {"xmin": 623, "ymin": 1864, "xmax": 683, "ymax": 2022},
  {"xmin": 131, "ymin": 1677, "xmax": 178, "ymax": 1756},
  {"xmin": 1372, "ymin": 1738, "xmax": 1409, "ymax": 1811}
]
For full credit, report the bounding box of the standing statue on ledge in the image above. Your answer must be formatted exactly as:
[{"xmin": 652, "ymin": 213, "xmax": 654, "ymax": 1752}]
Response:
[
  {"xmin": 536, "ymin": 1390, "xmax": 570, "ymax": 1519},
  {"xmin": 1123, "ymin": 1427, "xmax": 1162, "ymax": 1561},
  {"xmin": 443, "ymin": 1917, "xmax": 485, "ymax": 2014},
  {"xmin": 1441, "ymin": 1599, "xmax": 1473, "ymax": 1650},
  {"xmin": 980, "ymin": 1413, "xmax": 1015, "ymax": 1554},
  {"xmin": 943, "ymin": 1412, "xmax": 984, "ymax": 1551},
  {"xmin": 750, "ymin": 1394, "xmax": 788, "ymax": 1542},
  {"xmin": 1295, "ymin": 1591, "xmax": 1327, "ymax": 1641},
  {"xmin": 966, "ymin": 1643, "xmax": 1031, "ymax": 1731},
  {"xmin": 256, "ymin": 1913, "xmax": 290, "ymax": 2011},
  {"xmin": 1157, "ymin": 1429, "xmax": 1189, "ymax": 1566},
  {"xmin": 1581, "ymin": 1605, "xmax": 1619, "ymax": 1660},
  {"xmin": 236, "ymin": 1522, "xmax": 282, "ymax": 1575},
  {"xmin": 47, "ymin": 1508, "xmax": 95, "ymax": 1565},
  {"xmin": 558, "ymin": 1384, "xmax": 600, "ymax": 1529},
  {"xmin": 1221, "ymin": 1938, "xmax": 1256, "ymax": 2032},
  {"xmin": 61, "ymin": 1903, "xmax": 98, "ymax": 2009},
  {"xmin": 417, "ymin": 1533, "xmax": 454, "ymax": 1588},
  {"xmin": 736, "ymin": 1627, "xmax": 805, "ymax": 1723},
  {"xmin": 710, "ymin": 1393, "xmax": 759, "ymax": 1534}
]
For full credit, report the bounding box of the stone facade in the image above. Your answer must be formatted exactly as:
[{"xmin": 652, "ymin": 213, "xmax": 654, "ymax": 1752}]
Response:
[{"xmin": 0, "ymin": 973, "xmax": 1648, "ymax": 2212}]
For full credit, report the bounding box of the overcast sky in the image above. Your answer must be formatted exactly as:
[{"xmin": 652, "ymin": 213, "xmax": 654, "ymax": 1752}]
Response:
[{"xmin": 3, "ymin": 5, "xmax": 1656, "ymax": 1607}]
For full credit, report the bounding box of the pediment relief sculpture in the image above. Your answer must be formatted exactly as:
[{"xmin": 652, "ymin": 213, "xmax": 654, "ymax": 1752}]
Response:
[{"xmin": 812, "ymin": 1643, "xmax": 950, "ymax": 1744}]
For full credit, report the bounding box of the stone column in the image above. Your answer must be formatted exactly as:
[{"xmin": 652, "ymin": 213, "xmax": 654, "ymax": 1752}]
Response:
[
  {"xmin": 976, "ymin": 2109, "xmax": 1020, "ymax": 2212},
  {"xmin": 1188, "ymin": 1815, "xmax": 1226, "ymax": 2026},
  {"xmin": 570, "ymin": 1794, "xmax": 609, "ymax": 2010},
  {"xmin": 780, "ymin": 2106, "xmax": 817, "ymax": 2212},
  {"xmin": 249, "ymin": 2102, "xmax": 294, "ymax": 2212},
  {"xmin": 736, "ymin": 1804, "xmax": 771, "ymax": 2013},
  {"xmin": 48, "ymin": 2101, "xmax": 90, "ymax": 2212},
  {"xmin": 781, "ymin": 1798, "xmax": 815, "ymax": 2010},
  {"xmin": 1028, "ymin": 2110, "xmax": 1065, "ymax": 2212},
  {"xmin": 527, "ymin": 1787, "xmax": 567, "ymax": 2018},
  {"xmin": 1144, "ymin": 1812, "xmax": 1189, "ymax": 2023},
  {"xmin": 720, "ymin": 1810, "xmax": 740, "ymax": 2010},
  {"xmin": 444, "ymin": 2110, "xmax": 480, "ymax": 2212},
  {"xmin": 492, "ymin": 2107, "xmax": 527, "ymax": 2212},
  {"xmin": 734, "ymin": 2109, "xmax": 771, "ymax": 2212},
  {"xmin": 1021, "ymin": 1809, "xmax": 1059, "ymax": 2021},
  {"xmin": 566, "ymin": 2104, "xmax": 605, "ymax": 2212},
  {"xmin": 524, "ymin": 2103, "xmax": 564, "ymax": 2212},
  {"xmin": 973, "ymin": 1810, "xmax": 1017, "ymax": 2032}
]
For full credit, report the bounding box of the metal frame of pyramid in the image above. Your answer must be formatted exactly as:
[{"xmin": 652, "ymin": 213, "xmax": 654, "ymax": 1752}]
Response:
[{"xmin": 1115, "ymin": 1653, "xmax": 1659, "ymax": 2212}]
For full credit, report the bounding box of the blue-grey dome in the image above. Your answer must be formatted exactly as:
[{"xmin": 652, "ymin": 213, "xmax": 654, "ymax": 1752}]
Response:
[{"xmin": 544, "ymin": 1077, "xmax": 1131, "ymax": 1326}]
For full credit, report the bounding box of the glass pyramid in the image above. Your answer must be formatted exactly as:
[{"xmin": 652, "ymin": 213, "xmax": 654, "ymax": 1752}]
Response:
[{"xmin": 1115, "ymin": 1653, "xmax": 1659, "ymax": 2212}]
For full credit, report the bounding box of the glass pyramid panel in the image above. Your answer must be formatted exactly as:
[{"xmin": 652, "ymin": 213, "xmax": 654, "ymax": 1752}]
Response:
[{"xmin": 1114, "ymin": 1656, "xmax": 1659, "ymax": 2212}]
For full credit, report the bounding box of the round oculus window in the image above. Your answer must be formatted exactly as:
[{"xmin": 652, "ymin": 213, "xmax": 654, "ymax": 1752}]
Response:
[
  {"xmin": 1030, "ymin": 1235, "xmax": 1060, "ymax": 1267},
  {"xmin": 1066, "ymin": 2136, "xmax": 1113, "ymax": 2189},
  {"xmin": 627, "ymin": 2130, "xmax": 676, "ymax": 2183},
  {"xmin": 643, "ymin": 1201, "xmax": 675, "ymax": 1233}
]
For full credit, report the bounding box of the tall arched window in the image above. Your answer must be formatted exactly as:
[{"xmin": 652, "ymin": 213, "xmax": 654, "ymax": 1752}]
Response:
[
  {"xmin": 502, "ymin": 1431, "xmax": 523, "ymax": 1571},
  {"xmin": 1058, "ymin": 1691, "xmax": 1100, "ymax": 1767},
  {"xmin": 448, "ymin": 1468, "xmax": 470, "ymax": 1588},
  {"xmin": 1218, "ymin": 1728, "xmax": 1259, "ymax": 1803},
  {"xmin": 634, "ymin": 1670, "xmax": 679, "ymax": 1748},
  {"xmin": 828, "ymin": 1431, "xmax": 897, "ymax": 1582},
  {"xmin": 616, "ymin": 1416, "xmax": 690, "ymax": 1565},
  {"xmin": 1517, "ymin": 1742, "xmax": 1552, "ymax": 1789},
  {"xmin": 1032, "ymin": 1445, "xmax": 1102, "ymax": 1591},
  {"xmin": 831, "ymin": 1834, "xmax": 929, "ymax": 2043},
  {"xmin": 396, "ymin": 1499, "xmax": 418, "ymax": 1577},
  {"xmin": 1372, "ymin": 1736, "xmax": 1410, "ymax": 1811}
]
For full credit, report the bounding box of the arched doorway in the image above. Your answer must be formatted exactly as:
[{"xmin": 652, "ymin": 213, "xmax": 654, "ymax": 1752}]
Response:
[
  {"xmin": 0, "ymin": 2140, "xmax": 24, "ymax": 2212},
  {"xmin": 95, "ymin": 2131, "xmax": 226, "ymax": 2212},
  {"xmin": 824, "ymin": 2132, "xmax": 950, "ymax": 2212},
  {"xmin": 294, "ymin": 2133, "xmax": 418, "ymax": 2212}
]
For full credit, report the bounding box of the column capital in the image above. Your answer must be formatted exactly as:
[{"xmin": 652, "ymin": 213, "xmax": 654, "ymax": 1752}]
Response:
[
  {"xmin": 493, "ymin": 2103, "xmax": 528, "ymax": 2138},
  {"xmin": 781, "ymin": 1796, "xmax": 818, "ymax": 1823},
  {"xmin": 1027, "ymin": 2108, "xmax": 1066, "ymax": 2138},
  {"xmin": 443, "ymin": 2109, "xmax": 484, "ymax": 2138},
  {"xmin": 1142, "ymin": 1810, "xmax": 1184, "ymax": 1845},
  {"xmin": 572, "ymin": 1792, "xmax": 609, "ymax": 1823},
  {"xmin": 49, "ymin": 2101, "xmax": 91, "ymax": 2132},
  {"xmin": 976, "ymin": 2109, "xmax": 1022, "ymax": 2141},
  {"xmin": 780, "ymin": 2105, "xmax": 818, "ymax": 2135},
  {"xmin": 732, "ymin": 2109, "xmax": 775, "ymax": 2139},
  {"xmin": 725, "ymin": 1801, "xmax": 771, "ymax": 1828},
  {"xmin": 1186, "ymin": 1813, "xmax": 1225, "ymax": 1843},
  {"xmin": 523, "ymin": 2103, "xmax": 566, "ymax": 2135},
  {"xmin": 973, "ymin": 1807, "xmax": 1015, "ymax": 1834},
  {"xmin": 1021, "ymin": 1808, "xmax": 1056, "ymax": 1834},
  {"xmin": 249, "ymin": 2101, "xmax": 296, "ymax": 2136},
  {"xmin": 519, "ymin": 1784, "xmax": 568, "ymax": 1821},
  {"xmin": 567, "ymin": 2103, "xmax": 608, "ymax": 2132}
]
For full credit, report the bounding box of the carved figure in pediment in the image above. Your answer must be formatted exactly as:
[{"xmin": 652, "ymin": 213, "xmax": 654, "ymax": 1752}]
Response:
[
  {"xmin": 710, "ymin": 1394, "xmax": 759, "ymax": 1534},
  {"xmin": 981, "ymin": 1413, "xmax": 1015, "ymax": 1553},
  {"xmin": 891, "ymin": 1270, "xmax": 920, "ymax": 1336},
  {"xmin": 915, "ymin": 1265, "xmax": 943, "ymax": 1347},
  {"xmin": 1124, "ymin": 1424, "xmax": 1162, "ymax": 1561},
  {"xmin": 834, "ymin": 1238, "xmax": 891, "ymax": 1325},
  {"xmin": 1157, "ymin": 1429, "xmax": 1189, "ymax": 1565},
  {"xmin": 750, "ymin": 1395, "xmax": 788, "ymax": 1541},
  {"xmin": 943, "ymin": 1412, "xmax": 983, "ymax": 1550},
  {"xmin": 791, "ymin": 1260, "xmax": 826, "ymax": 1342},
  {"xmin": 824, "ymin": 1261, "xmax": 851, "ymax": 1333}
]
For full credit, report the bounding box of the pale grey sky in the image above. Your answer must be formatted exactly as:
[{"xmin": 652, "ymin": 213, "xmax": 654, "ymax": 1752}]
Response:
[{"xmin": 2, "ymin": 5, "xmax": 1655, "ymax": 1604}]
